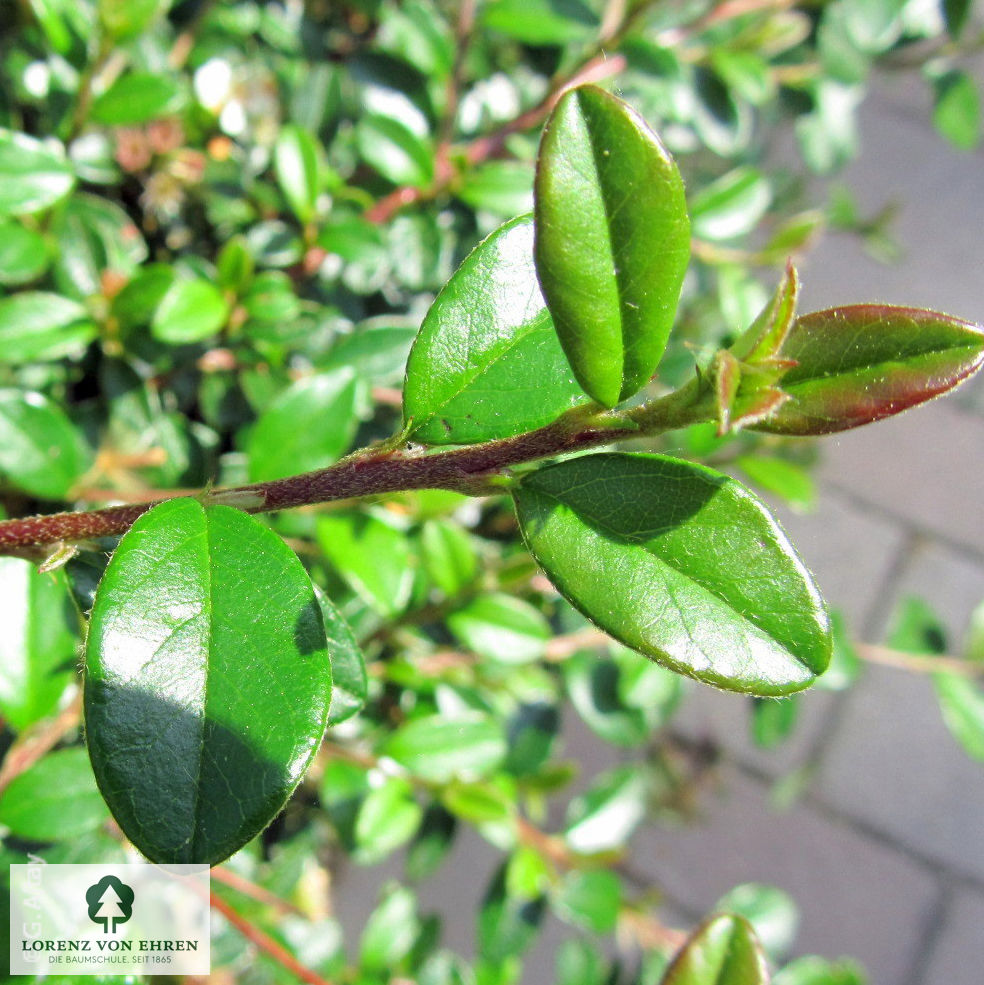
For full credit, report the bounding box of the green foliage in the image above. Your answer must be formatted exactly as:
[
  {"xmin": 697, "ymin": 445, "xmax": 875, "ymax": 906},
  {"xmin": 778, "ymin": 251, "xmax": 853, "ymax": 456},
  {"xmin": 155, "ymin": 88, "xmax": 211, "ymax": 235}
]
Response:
[{"xmin": 0, "ymin": 0, "xmax": 980, "ymax": 980}]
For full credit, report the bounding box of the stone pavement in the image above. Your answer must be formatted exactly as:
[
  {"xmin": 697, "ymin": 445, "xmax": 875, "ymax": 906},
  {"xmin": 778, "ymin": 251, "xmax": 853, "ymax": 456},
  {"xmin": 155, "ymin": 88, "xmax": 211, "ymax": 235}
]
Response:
[{"xmin": 330, "ymin": 72, "xmax": 984, "ymax": 984}]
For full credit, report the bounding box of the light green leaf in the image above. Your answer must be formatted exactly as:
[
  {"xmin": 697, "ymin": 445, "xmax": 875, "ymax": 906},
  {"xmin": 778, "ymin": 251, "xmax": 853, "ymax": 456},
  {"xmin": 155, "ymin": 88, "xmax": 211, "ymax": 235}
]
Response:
[
  {"xmin": 774, "ymin": 956, "xmax": 867, "ymax": 985},
  {"xmin": 0, "ymin": 292, "xmax": 98, "ymax": 363},
  {"xmin": 152, "ymin": 278, "xmax": 229, "ymax": 344},
  {"xmin": 736, "ymin": 457, "xmax": 816, "ymax": 512},
  {"xmin": 274, "ymin": 124, "xmax": 323, "ymax": 224},
  {"xmin": 85, "ymin": 498, "xmax": 332, "ymax": 864},
  {"xmin": 457, "ymin": 161, "xmax": 534, "ymax": 217},
  {"xmin": 354, "ymin": 777, "xmax": 423, "ymax": 864},
  {"xmin": 404, "ymin": 214, "xmax": 589, "ymax": 445},
  {"xmin": 448, "ymin": 593, "xmax": 550, "ymax": 664},
  {"xmin": 931, "ymin": 70, "xmax": 981, "ymax": 151},
  {"xmin": 0, "ymin": 222, "xmax": 50, "ymax": 285},
  {"xmin": 564, "ymin": 765, "xmax": 648, "ymax": 854},
  {"xmin": 0, "ymin": 130, "xmax": 75, "ymax": 217},
  {"xmin": 480, "ymin": 0, "xmax": 598, "ymax": 44},
  {"xmin": 0, "ymin": 389, "xmax": 93, "ymax": 499},
  {"xmin": 933, "ymin": 674, "xmax": 984, "ymax": 762},
  {"xmin": 0, "ymin": 748, "xmax": 108, "ymax": 840},
  {"xmin": 714, "ymin": 884, "xmax": 799, "ymax": 962},
  {"xmin": 317, "ymin": 509, "xmax": 413, "ymax": 618},
  {"xmin": 514, "ymin": 453, "xmax": 831, "ymax": 695},
  {"xmin": 0, "ymin": 559, "xmax": 77, "ymax": 731},
  {"xmin": 360, "ymin": 885, "xmax": 420, "ymax": 973},
  {"xmin": 534, "ymin": 85, "xmax": 690, "ymax": 407},
  {"xmin": 98, "ymin": 0, "xmax": 169, "ymax": 39},
  {"xmin": 381, "ymin": 712, "xmax": 507, "ymax": 783},
  {"xmin": 90, "ymin": 73, "xmax": 185, "ymax": 126},
  {"xmin": 553, "ymin": 869, "xmax": 621, "ymax": 933},
  {"xmin": 356, "ymin": 114, "xmax": 434, "ymax": 188},
  {"xmin": 420, "ymin": 519, "xmax": 478, "ymax": 597},
  {"xmin": 691, "ymin": 168, "xmax": 772, "ymax": 242},
  {"xmin": 661, "ymin": 914, "xmax": 770, "ymax": 985},
  {"xmin": 247, "ymin": 369, "xmax": 362, "ymax": 482}
]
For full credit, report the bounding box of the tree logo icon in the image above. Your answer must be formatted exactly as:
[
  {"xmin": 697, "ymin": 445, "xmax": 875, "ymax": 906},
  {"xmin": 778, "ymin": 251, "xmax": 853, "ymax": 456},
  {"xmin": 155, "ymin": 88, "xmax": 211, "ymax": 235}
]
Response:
[{"xmin": 85, "ymin": 875, "xmax": 135, "ymax": 934}]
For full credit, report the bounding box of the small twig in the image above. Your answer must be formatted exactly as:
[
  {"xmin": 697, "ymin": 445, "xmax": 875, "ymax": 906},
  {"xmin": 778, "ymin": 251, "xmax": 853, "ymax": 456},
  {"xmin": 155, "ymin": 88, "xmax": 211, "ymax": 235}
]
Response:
[
  {"xmin": 856, "ymin": 643, "xmax": 984, "ymax": 678},
  {"xmin": 209, "ymin": 891, "xmax": 335, "ymax": 985},
  {"xmin": 212, "ymin": 867, "xmax": 307, "ymax": 918},
  {"xmin": 0, "ymin": 690, "xmax": 83, "ymax": 793}
]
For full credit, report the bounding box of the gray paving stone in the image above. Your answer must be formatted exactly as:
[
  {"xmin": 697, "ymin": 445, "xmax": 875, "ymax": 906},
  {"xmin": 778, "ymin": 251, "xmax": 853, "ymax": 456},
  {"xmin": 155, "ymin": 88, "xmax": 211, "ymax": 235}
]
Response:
[
  {"xmin": 919, "ymin": 889, "xmax": 984, "ymax": 985},
  {"xmin": 629, "ymin": 769, "xmax": 940, "ymax": 984}
]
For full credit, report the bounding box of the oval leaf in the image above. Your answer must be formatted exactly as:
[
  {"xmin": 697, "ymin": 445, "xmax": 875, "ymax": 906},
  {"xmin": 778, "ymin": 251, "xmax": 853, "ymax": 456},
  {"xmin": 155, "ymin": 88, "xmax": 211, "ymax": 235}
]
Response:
[
  {"xmin": 90, "ymin": 73, "xmax": 185, "ymax": 126},
  {"xmin": 85, "ymin": 498, "xmax": 332, "ymax": 864},
  {"xmin": 314, "ymin": 586, "xmax": 368, "ymax": 726},
  {"xmin": 403, "ymin": 214, "xmax": 589, "ymax": 445},
  {"xmin": 534, "ymin": 85, "xmax": 690, "ymax": 407},
  {"xmin": 752, "ymin": 305, "xmax": 984, "ymax": 435},
  {"xmin": 513, "ymin": 453, "xmax": 830, "ymax": 695},
  {"xmin": 0, "ymin": 292, "xmax": 98, "ymax": 364},
  {"xmin": 0, "ymin": 222, "xmax": 50, "ymax": 285},
  {"xmin": 662, "ymin": 914, "xmax": 770, "ymax": 985},
  {"xmin": 274, "ymin": 124, "xmax": 322, "ymax": 224},
  {"xmin": 0, "ymin": 130, "xmax": 75, "ymax": 217},
  {"xmin": 152, "ymin": 278, "xmax": 230, "ymax": 344}
]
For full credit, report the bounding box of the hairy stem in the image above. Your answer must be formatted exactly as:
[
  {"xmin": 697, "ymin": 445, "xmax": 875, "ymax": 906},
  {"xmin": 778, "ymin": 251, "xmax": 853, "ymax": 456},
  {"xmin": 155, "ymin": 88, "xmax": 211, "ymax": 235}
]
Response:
[{"xmin": 0, "ymin": 383, "xmax": 707, "ymax": 553}]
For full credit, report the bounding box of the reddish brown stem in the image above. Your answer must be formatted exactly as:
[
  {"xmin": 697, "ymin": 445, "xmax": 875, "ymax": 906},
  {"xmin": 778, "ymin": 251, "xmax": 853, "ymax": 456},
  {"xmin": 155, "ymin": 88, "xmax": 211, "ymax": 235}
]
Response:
[{"xmin": 212, "ymin": 866, "xmax": 307, "ymax": 918}]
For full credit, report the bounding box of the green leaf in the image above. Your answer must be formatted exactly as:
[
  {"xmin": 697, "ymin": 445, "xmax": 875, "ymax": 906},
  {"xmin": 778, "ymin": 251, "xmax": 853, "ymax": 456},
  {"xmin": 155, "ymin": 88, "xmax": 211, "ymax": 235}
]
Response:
[
  {"xmin": 354, "ymin": 776, "xmax": 423, "ymax": 864},
  {"xmin": 323, "ymin": 318, "xmax": 417, "ymax": 385},
  {"xmin": 457, "ymin": 161, "xmax": 534, "ymax": 218},
  {"xmin": 714, "ymin": 884, "xmax": 799, "ymax": 962},
  {"xmin": 317, "ymin": 509, "xmax": 413, "ymax": 618},
  {"xmin": 152, "ymin": 278, "xmax": 230, "ymax": 344},
  {"xmin": 563, "ymin": 765, "xmax": 648, "ymax": 854},
  {"xmin": 247, "ymin": 369, "xmax": 362, "ymax": 482},
  {"xmin": 85, "ymin": 498, "xmax": 332, "ymax": 864},
  {"xmin": 314, "ymin": 586, "xmax": 367, "ymax": 726},
  {"xmin": 553, "ymin": 869, "xmax": 621, "ymax": 933},
  {"xmin": 403, "ymin": 214, "xmax": 589, "ymax": 445},
  {"xmin": 406, "ymin": 804, "xmax": 457, "ymax": 880},
  {"xmin": 447, "ymin": 593, "xmax": 550, "ymax": 664},
  {"xmin": 0, "ymin": 748, "xmax": 109, "ymax": 840},
  {"xmin": 514, "ymin": 453, "xmax": 831, "ymax": 696},
  {"xmin": 736, "ymin": 457, "xmax": 816, "ymax": 512},
  {"xmin": 356, "ymin": 114, "xmax": 434, "ymax": 188},
  {"xmin": 0, "ymin": 559, "xmax": 77, "ymax": 731},
  {"xmin": 943, "ymin": 0, "xmax": 971, "ymax": 37},
  {"xmin": 934, "ymin": 673, "xmax": 984, "ymax": 762},
  {"xmin": 0, "ymin": 389, "xmax": 93, "ymax": 499},
  {"xmin": 931, "ymin": 70, "xmax": 981, "ymax": 151},
  {"xmin": 420, "ymin": 519, "xmax": 479, "ymax": 597},
  {"xmin": 815, "ymin": 611, "xmax": 862, "ymax": 691},
  {"xmin": 564, "ymin": 652, "xmax": 658, "ymax": 746},
  {"xmin": 0, "ymin": 292, "xmax": 98, "ymax": 364},
  {"xmin": 90, "ymin": 73, "xmax": 185, "ymax": 126},
  {"xmin": 442, "ymin": 778, "xmax": 515, "ymax": 823},
  {"xmin": 0, "ymin": 222, "xmax": 50, "ymax": 285},
  {"xmin": 691, "ymin": 168, "xmax": 772, "ymax": 242},
  {"xmin": 751, "ymin": 697, "xmax": 799, "ymax": 750},
  {"xmin": 774, "ymin": 957, "xmax": 867, "ymax": 985},
  {"xmin": 274, "ymin": 124, "xmax": 323, "ymax": 224},
  {"xmin": 478, "ymin": 862, "xmax": 546, "ymax": 963},
  {"xmin": 480, "ymin": 0, "xmax": 598, "ymax": 44},
  {"xmin": 750, "ymin": 306, "xmax": 984, "ymax": 435},
  {"xmin": 0, "ymin": 130, "xmax": 75, "ymax": 217},
  {"xmin": 98, "ymin": 0, "xmax": 168, "ymax": 39},
  {"xmin": 360, "ymin": 884, "xmax": 420, "ymax": 973},
  {"xmin": 381, "ymin": 712, "xmax": 507, "ymax": 783},
  {"xmin": 534, "ymin": 85, "xmax": 690, "ymax": 407},
  {"xmin": 661, "ymin": 914, "xmax": 770, "ymax": 985}
]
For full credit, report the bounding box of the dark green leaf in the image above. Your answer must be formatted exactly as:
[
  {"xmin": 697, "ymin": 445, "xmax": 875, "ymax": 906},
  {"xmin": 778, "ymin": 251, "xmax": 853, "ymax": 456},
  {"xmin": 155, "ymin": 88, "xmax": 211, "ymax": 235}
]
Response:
[
  {"xmin": 274, "ymin": 124, "xmax": 323, "ymax": 224},
  {"xmin": 0, "ymin": 222, "xmax": 50, "ymax": 285},
  {"xmin": 404, "ymin": 214, "xmax": 588, "ymax": 445},
  {"xmin": 152, "ymin": 278, "xmax": 230, "ymax": 344},
  {"xmin": 315, "ymin": 586, "xmax": 367, "ymax": 726},
  {"xmin": 751, "ymin": 306, "xmax": 984, "ymax": 435},
  {"xmin": 90, "ymin": 73, "xmax": 185, "ymax": 126},
  {"xmin": 381, "ymin": 712, "xmax": 507, "ymax": 782},
  {"xmin": 0, "ymin": 292, "xmax": 98, "ymax": 363},
  {"xmin": 0, "ymin": 130, "xmax": 75, "ymax": 217},
  {"xmin": 447, "ymin": 593, "xmax": 549, "ymax": 664},
  {"xmin": 0, "ymin": 748, "xmax": 108, "ymax": 840},
  {"xmin": 943, "ymin": 0, "xmax": 971, "ymax": 37},
  {"xmin": 931, "ymin": 70, "xmax": 981, "ymax": 151},
  {"xmin": 534, "ymin": 85, "xmax": 690, "ymax": 407},
  {"xmin": 248, "ymin": 369, "xmax": 362, "ymax": 482},
  {"xmin": 0, "ymin": 389, "xmax": 93, "ymax": 499},
  {"xmin": 661, "ymin": 914, "xmax": 770, "ymax": 985},
  {"xmin": 553, "ymin": 869, "xmax": 621, "ymax": 933},
  {"xmin": 0, "ymin": 559, "xmax": 77, "ymax": 731},
  {"xmin": 317, "ymin": 509, "xmax": 413, "ymax": 618},
  {"xmin": 356, "ymin": 114, "xmax": 434, "ymax": 188},
  {"xmin": 514, "ymin": 454, "xmax": 831, "ymax": 695},
  {"xmin": 85, "ymin": 498, "xmax": 332, "ymax": 864}
]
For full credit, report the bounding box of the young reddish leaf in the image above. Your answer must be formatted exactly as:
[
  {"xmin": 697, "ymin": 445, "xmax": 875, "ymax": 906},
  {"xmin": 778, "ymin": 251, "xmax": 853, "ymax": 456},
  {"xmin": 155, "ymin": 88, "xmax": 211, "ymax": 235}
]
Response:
[
  {"xmin": 662, "ymin": 914, "xmax": 770, "ymax": 985},
  {"xmin": 534, "ymin": 85, "xmax": 690, "ymax": 407},
  {"xmin": 750, "ymin": 305, "xmax": 984, "ymax": 435}
]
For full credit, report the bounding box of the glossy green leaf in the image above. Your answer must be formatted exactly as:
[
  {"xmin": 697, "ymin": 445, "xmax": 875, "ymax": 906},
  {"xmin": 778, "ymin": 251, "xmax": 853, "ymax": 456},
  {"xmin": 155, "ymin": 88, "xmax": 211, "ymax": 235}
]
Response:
[
  {"xmin": 448, "ymin": 593, "xmax": 550, "ymax": 664},
  {"xmin": 0, "ymin": 748, "xmax": 109, "ymax": 840},
  {"xmin": 85, "ymin": 498, "xmax": 332, "ymax": 864},
  {"xmin": 750, "ymin": 306, "xmax": 984, "ymax": 435},
  {"xmin": 315, "ymin": 586, "xmax": 367, "ymax": 726},
  {"xmin": 514, "ymin": 453, "xmax": 831, "ymax": 695},
  {"xmin": 90, "ymin": 73, "xmax": 185, "ymax": 126},
  {"xmin": 691, "ymin": 168, "xmax": 772, "ymax": 242},
  {"xmin": 247, "ymin": 369, "xmax": 362, "ymax": 482},
  {"xmin": 0, "ymin": 292, "xmax": 98, "ymax": 363},
  {"xmin": 356, "ymin": 114, "xmax": 433, "ymax": 188},
  {"xmin": 354, "ymin": 776, "xmax": 423, "ymax": 864},
  {"xmin": 714, "ymin": 884, "xmax": 799, "ymax": 962},
  {"xmin": 0, "ymin": 559, "xmax": 77, "ymax": 731},
  {"xmin": 403, "ymin": 214, "xmax": 589, "ymax": 444},
  {"xmin": 381, "ymin": 712, "xmax": 507, "ymax": 783},
  {"xmin": 0, "ymin": 222, "xmax": 49, "ymax": 285},
  {"xmin": 534, "ymin": 85, "xmax": 690, "ymax": 406},
  {"xmin": 553, "ymin": 869, "xmax": 621, "ymax": 933},
  {"xmin": 931, "ymin": 70, "xmax": 981, "ymax": 151},
  {"xmin": 662, "ymin": 914, "xmax": 770, "ymax": 985},
  {"xmin": 275, "ymin": 124, "xmax": 322, "ymax": 224},
  {"xmin": 0, "ymin": 130, "xmax": 75, "ymax": 217},
  {"xmin": 152, "ymin": 278, "xmax": 230, "ymax": 344},
  {"xmin": 317, "ymin": 509, "xmax": 413, "ymax": 618},
  {"xmin": 0, "ymin": 389, "xmax": 93, "ymax": 499}
]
